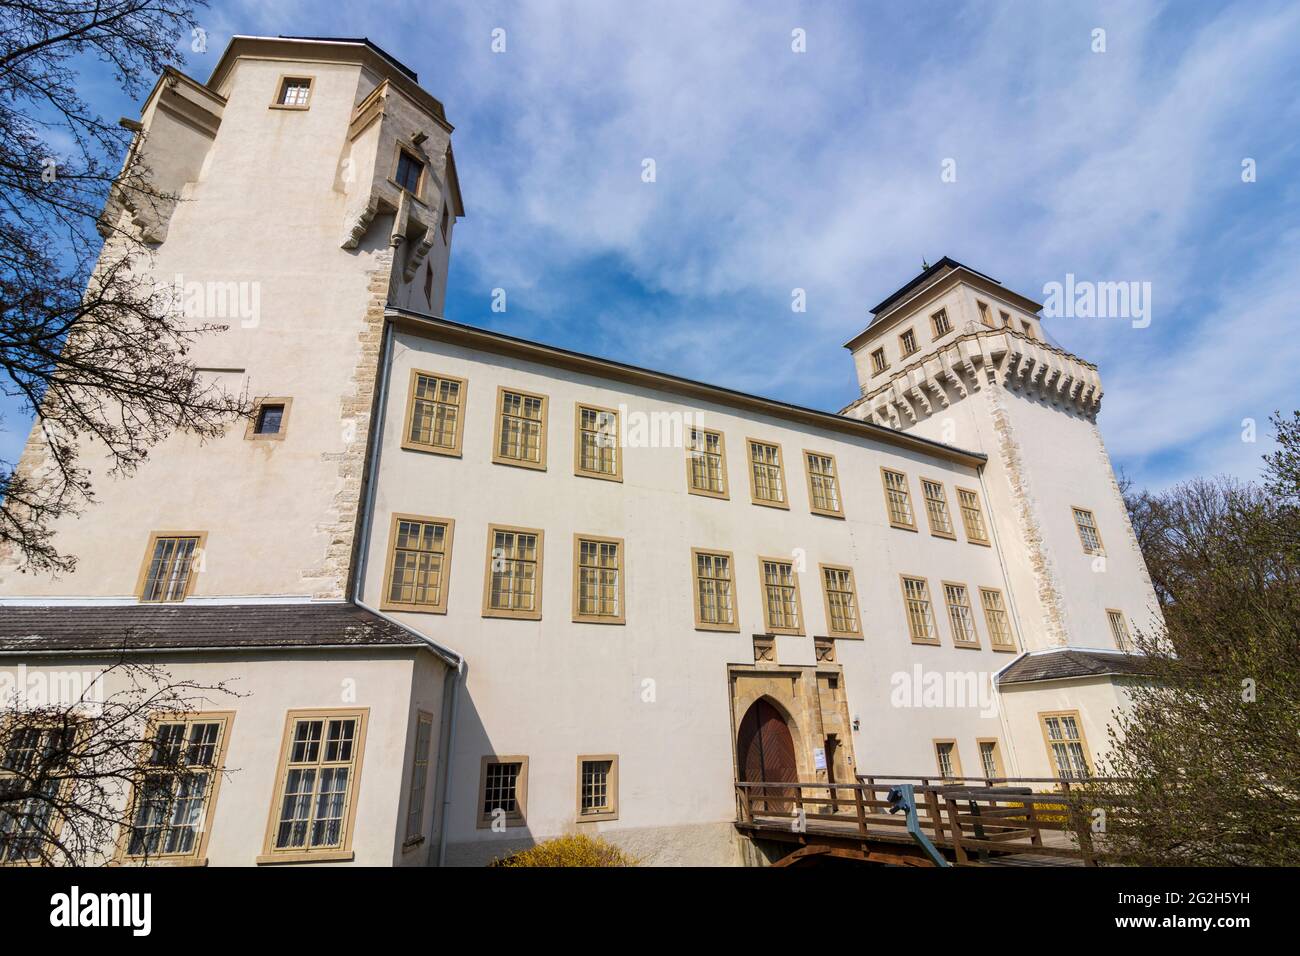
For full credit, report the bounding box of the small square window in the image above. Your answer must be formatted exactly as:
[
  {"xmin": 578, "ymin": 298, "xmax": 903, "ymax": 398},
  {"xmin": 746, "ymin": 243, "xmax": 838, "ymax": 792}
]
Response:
[
  {"xmin": 245, "ymin": 398, "xmax": 292, "ymax": 441},
  {"xmin": 255, "ymin": 404, "xmax": 283, "ymax": 435},
  {"xmin": 275, "ymin": 77, "xmax": 312, "ymax": 108},
  {"xmin": 477, "ymin": 756, "xmax": 528, "ymax": 828},
  {"xmin": 931, "ymin": 309, "xmax": 951, "ymax": 337},
  {"xmin": 396, "ymin": 151, "xmax": 424, "ymax": 194},
  {"xmin": 899, "ymin": 328, "xmax": 918, "ymax": 356},
  {"xmin": 870, "ymin": 347, "xmax": 888, "ymax": 375}
]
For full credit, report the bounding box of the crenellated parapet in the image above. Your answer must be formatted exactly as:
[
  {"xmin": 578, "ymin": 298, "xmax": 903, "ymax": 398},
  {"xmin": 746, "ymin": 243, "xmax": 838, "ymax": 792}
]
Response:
[{"xmin": 842, "ymin": 323, "xmax": 1102, "ymax": 427}]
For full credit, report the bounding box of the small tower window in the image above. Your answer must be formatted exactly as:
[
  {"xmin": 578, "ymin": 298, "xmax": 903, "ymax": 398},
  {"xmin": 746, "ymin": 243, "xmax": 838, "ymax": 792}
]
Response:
[
  {"xmin": 870, "ymin": 347, "xmax": 888, "ymax": 374},
  {"xmin": 931, "ymin": 309, "xmax": 951, "ymax": 337},
  {"xmin": 255, "ymin": 404, "xmax": 284, "ymax": 435},
  {"xmin": 275, "ymin": 77, "xmax": 312, "ymax": 108},
  {"xmin": 246, "ymin": 398, "xmax": 292, "ymax": 441},
  {"xmin": 396, "ymin": 151, "xmax": 424, "ymax": 194},
  {"xmin": 899, "ymin": 328, "xmax": 918, "ymax": 356},
  {"xmin": 977, "ymin": 301, "xmax": 993, "ymax": 327},
  {"xmin": 440, "ymin": 205, "xmax": 450, "ymax": 242}
]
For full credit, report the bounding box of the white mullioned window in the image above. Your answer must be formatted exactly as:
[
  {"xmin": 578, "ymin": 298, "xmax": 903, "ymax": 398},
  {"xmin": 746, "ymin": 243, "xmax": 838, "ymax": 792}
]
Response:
[
  {"xmin": 1073, "ymin": 507, "xmax": 1103, "ymax": 554},
  {"xmin": 574, "ymin": 536, "xmax": 624, "ymax": 623},
  {"xmin": 934, "ymin": 741, "xmax": 959, "ymax": 779},
  {"xmin": 901, "ymin": 575, "xmax": 937, "ymax": 644},
  {"xmin": 0, "ymin": 724, "xmax": 75, "ymax": 864},
  {"xmin": 1107, "ymin": 609, "xmax": 1132, "ymax": 651},
  {"xmin": 277, "ymin": 77, "xmax": 311, "ymax": 107},
  {"xmin": 1041, "ymin": 712, "xmax": 1091, "ymax": 779},
  {"xmin": 943, "ymin": 582, "xmax": 979, "ymax": 646},
  {"xmin": 760, "ymin": 558, "xmax": 802, "ymax": 634},
  {"xmin": 693, "ymin": 550, "xmax": 737, "ymax": 630},
  {"xmin": 265, "ymin": 711, "xmax": 366, "ymax": 859},
  {"xmin": 958, "ymin": 488, "xmax": 990, "ymax": 544},
  {"xmin": 405, "ymin": 372, "xmax": 464, "ymax": 453},
  {"xmin": 821, "ymin": 565, "xmax": 861, "ymax": 636},
  {"xmin": 486, "ymin": 526, "xmax": 542, "ymax": 618},
  {"xmin": 383, "ymin": 516, "xmax": 452, "ymax": 613},
  {"xmin": 805, "ymin": 452, "xmax": 842, "ymax": 515},
  {"xmin": 125, "ymin": 715, "xmax": 230, "ymax": 860},
  {"xmin": 748, "ymin": 440, "xmax": 786, "ymax": 506},
  {"xmin": 687, "ymin": 428, "xmax": 727, "ymax": 496},
  {"xmin": 404, "ymin": 712, "xmax": 434, "ymax": 843},
  {"xmin": 921, "ymin": 479, "xmax": 954, "ymax": 537},
  {"xmin": 882, "ymin": 469, "xmax": 915, "ymax": 529},
  {"xmin": 576, "ymin": 404, "xmax": 620, "ymax": 479},
  {"xmin": 980, "ymin": 587, "xmax": 1015, "ymax": 650},
  {"xmin": 139, "ymin": 533, "xmax": 204, "ymax": 603},
  {"xmin": 495, "ymin": 388, "xmax": 547, "ymax": 468}
]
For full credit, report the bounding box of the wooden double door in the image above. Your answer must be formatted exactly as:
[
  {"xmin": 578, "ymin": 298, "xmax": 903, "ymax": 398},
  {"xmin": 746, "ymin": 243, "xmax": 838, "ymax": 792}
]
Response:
[{"xmin": 736, "ymin": 698, "xmax": 798, "ymax": 813}]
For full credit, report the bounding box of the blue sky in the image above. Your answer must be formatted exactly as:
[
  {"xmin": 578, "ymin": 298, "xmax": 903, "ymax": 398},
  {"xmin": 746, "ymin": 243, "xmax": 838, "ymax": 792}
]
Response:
[{"xmin": 5, "ymin": 0, "xmax": 1298, "ymax": 491}]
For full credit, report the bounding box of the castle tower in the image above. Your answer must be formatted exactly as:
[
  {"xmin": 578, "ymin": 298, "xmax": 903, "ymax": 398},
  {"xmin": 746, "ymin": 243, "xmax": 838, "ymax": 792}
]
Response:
[
  {"xmin": 840, "ymin": 258, "xmax": 1161, "ymax": 652},
  {"xmin": 1, "ymin": 36, "xmax": 464, "ymax": 601}
]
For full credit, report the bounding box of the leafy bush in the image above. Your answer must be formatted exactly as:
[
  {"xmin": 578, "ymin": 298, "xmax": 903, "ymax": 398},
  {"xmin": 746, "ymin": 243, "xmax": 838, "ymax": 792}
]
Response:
[{"xmin": 491, "ymin": 834, "xmax": 638, "ymax": 867}]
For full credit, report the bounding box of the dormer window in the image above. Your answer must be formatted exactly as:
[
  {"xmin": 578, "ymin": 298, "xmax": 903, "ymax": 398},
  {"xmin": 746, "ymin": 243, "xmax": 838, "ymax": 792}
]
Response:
[
  {"xmin": 899, "ymin": 328, "xmax": 918, "ymax": 357},
  {"xmin": 870, "ymin": 347, "xmax": 888, "ymax": 375},
  {"xmin": 396, "ymin": 150, "xmax": 424, "ymax": 195},
  {"xmin": 274, "ymin": 77, "xmax": 312, "ymax": 109},
  {"xmin": 931, "ymin": 309, "xmax": 951, "ymax": 337}
]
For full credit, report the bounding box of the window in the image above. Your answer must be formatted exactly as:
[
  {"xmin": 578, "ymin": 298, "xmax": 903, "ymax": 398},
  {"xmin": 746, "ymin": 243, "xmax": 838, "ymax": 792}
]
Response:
[
  {"xmin": 931, "ymin": 309, "xmax": 951, "ymax": 337},
  {"xmin": 273, "ymin": 76, "xmax": 312, "ymax": 108},
  {"xmin": 575, "ymin": 403, "xmax": 621, "ymax": 481},
  {"xmin": 1072, "ymin": 507, "xmax": 1104, "ymax": 554},
  {"xmin": 1040, "ymin": 711, "xmax": 1092, "ymax": 779},
  {"xmin": 759, "ymin": 558, "xmax": 803, "ymax": 635},
  {"xmin": 576, "ymin": 755, "xmax": 618, "ymax": 821},
  {"xmin": 957, "ymin": 487, "xmax": 990, "ymax": 545},
  {"xmin": 943, "ymin": 582, "xmax": 980, "ymax": 647},
  {"xmin": 381, "ymin": 514, "xmax": 454, "ymax": 614},
  {"xmin": 933, "ymin": 740, "xmax": 962, "ymax": 780},
  {"xmin": 920, "ymin": 478, "xmax": 955, "ymax": 538},
  {"xmin": 804, "ymin": 451, "xmax": 843, "ymax": 517},
  {"xmin": 261, "ymin": 710, "xmax": 368, "ymax": 863},
  {"xmin": 246, "ymin": 398, "xmax": 291, "ymax": 440},
  {"xmin": 692, "ymin": 549, "xmax": 738, "ymax": 632},
  {"xmin": 122, "ymin": 713, "xmax": 231, "ymax": 863},
  {"xmin": 402, "ymin": 370, "xmax": 465, "ymax": 456},
  {"xmin": 477, "ymin": 756, "xmax": 528, "ymax": 829},
  {"xmin": 901, "ymin": 575, "xmax": 938, "ymax": 645},
  {"xmin": 573, "ymin": 535, "xmax": 625, "ymax": 624},
  {"xmin": 870, "ymin": 347, "xmax": 888, "ymax": 374},
  {"xmin": 404, "ymin": 712, "xmax": 434, "ymax": 845},
  {"xmin": 977, "ymin": 739, "xmax": 1005, "ymax": 781},
  {"xmin": 687, "ymin": 428, "xmax": 728, "ymax": 498},
  {"xmin": 395, "ymin": 150, "xmax": 424, "ymax": 194},
  {"xmin": 440, "ymin": 204, "xmax": 450, "ymax": 242},
  {"xmin": 1107, "ymin": 609, "xmax": 1132, "ymax": 651},
  {"xmin": 977, "ymin": 301, "xmax": 993, "ymax": 328},
  {"xmin": 899, "ymin": 328, "xmax": 918, "ymax": 356},
  {"xmin": 137, "ymin": 532, "xmax": 206, "ymax": 603},
  {"xmin": 820, "ymin": 564, "xmax": 861, "ymax": 638},
  {"xmin": 493, "ymin": 387, "xmax": 548, "ymax": 470},
  {"xmin": 0, "ymin": 723, "xmax": 75, "ymax": 864},
  {"xmin": 999, "ymin": 310, "xmax": 1011, "ymax": 328},
  {"xmin": 483, "ymin": 525, "xmax": 543, "ymax": 620},
  {"xmin": 881, "ymin": 468, "xmax": 916, "ymax": 530},
  {"xmin": 980, "ymin": 587, "xmax": 1016, "ymax": 651},
  {"xmin": 747, "ymin": 439, "xmax": 788, "ymax": 508},
  {"xmin": 1021, "ymin": 320, "xmax": 1035, "ymax": 339}
]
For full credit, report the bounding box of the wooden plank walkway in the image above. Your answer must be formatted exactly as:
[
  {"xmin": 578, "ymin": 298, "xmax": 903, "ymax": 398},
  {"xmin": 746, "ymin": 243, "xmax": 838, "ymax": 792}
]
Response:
[{"xmin": 735, "ymin": 775, "xmax": 1113, "ymax": 867}]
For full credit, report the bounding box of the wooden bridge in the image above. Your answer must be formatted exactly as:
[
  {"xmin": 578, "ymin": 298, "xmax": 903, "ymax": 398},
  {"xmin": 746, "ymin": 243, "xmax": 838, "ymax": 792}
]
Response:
[{"xmin": 735, "ymin": 774, "xmax": 1119, "ymax": 867}]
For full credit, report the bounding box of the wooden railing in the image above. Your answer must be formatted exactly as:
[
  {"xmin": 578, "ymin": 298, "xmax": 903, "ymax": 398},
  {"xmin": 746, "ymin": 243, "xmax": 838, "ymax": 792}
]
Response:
[{"xmin": 736, "ymin": 774, "xmax": 1131, "ymax": 866}]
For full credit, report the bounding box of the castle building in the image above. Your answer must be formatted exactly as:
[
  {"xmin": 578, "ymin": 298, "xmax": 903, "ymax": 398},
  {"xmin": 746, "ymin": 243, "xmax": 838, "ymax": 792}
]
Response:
[{"xmin": 0, "ymin": 36, "xmax": 1158, "ymax": 866}]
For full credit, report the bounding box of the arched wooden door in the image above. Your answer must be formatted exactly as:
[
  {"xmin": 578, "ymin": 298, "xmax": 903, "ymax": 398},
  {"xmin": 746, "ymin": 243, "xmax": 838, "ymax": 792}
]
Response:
[{"xmin": 736, "ymin": 698, "xmax": 798, "ymax": 813}]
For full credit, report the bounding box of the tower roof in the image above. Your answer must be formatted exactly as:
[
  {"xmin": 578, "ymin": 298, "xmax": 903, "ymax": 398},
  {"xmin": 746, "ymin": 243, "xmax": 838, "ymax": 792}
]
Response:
[{"xmin": 868, "ymin": 256, "xmax": 1003, "ymax": 317}]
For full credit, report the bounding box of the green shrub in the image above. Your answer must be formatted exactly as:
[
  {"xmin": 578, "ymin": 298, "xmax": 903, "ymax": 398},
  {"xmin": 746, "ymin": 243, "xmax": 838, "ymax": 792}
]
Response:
[{"xmin": 491, "ymin": 834, "xmax": 638, "ymax": 867}]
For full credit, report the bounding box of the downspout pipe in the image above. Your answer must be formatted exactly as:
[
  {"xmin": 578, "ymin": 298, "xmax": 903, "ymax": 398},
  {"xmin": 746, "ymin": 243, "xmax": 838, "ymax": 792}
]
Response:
[{"xmin": 351, "ymin": 315, "xmax": 465, "ymax": 866}]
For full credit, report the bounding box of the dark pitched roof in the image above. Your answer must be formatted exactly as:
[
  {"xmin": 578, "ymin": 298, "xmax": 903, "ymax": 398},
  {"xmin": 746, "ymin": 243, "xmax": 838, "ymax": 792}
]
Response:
[
  {"xmin": 0, "ymin": 603, "xmax": 450, "ymax": 659},
  {"xmin": 868, "ymin": 256, "xmax": 1002, "ymax": 317},
  {"xmin": 277, "ymin": 35, "xmax": 419, "ymax": 81},
  {"xmin": 997, "ymin": 648, "xmax": 1150, "ymax": 686}
]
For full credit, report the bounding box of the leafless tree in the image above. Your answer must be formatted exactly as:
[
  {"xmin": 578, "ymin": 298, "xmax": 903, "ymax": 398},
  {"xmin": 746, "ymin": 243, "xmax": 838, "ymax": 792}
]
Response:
[
  {"xmin": 0, "ymin": 0, "xmax": 252, "ymax": 575},
  {"xmin": 0, "ymin": 654, "xmax": 239, "ymax": 866}
]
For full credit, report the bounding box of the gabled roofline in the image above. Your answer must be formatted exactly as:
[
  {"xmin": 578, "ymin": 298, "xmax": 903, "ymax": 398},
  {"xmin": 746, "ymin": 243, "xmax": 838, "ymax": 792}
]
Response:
[{"xmin": 385, "ymin": 307, "xmax": 987, "ymax": 468}]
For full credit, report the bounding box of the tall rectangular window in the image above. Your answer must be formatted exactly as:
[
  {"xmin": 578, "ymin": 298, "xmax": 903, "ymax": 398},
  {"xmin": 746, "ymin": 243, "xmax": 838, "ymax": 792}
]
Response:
[
  {"xmin": 957, "ymin": 487, "xmax": 990, "ymax": 544},
  {"xmin": 477, "ymin": 756, "xmax": 528, "ymax": 829},
  {"xmin": 921, "ymin": 478, "xmax": 955, "ymax": 538},
  {"xmin": 138, "ymin": 532, "xmax": 205, "ymax": 603},
  {"xmin": 573, "ymin": 535, "xmax": 625, "ymax": 624},
  {"xmin": 686, "ymin": 427, "xmax": 728, "ymax": 498},
  {"xmin": 692, "ymin": 549, "xmax": 738, "ymax": 631},
  {"xmin": 575, "ymin": 404, "xmax": 621, "ymax": 480},
  {"xmin": 804, "ymin": 451, "xmax": 843, "ymax": 517},
  {"xmin": 1107, "ymin": 609, "xmax": 1132, "ymax": 651},
  {"xmin": 943, "ymin": 582, "xmax": 980, "ymax": 647},
  {"xmin": 124, "ymin": 714, "xmax": 231, "ymax": 862},
  {"xmin": 1073, "ymin": 507, "xmax": 1104, "ymax": 554},
  {"xmin": 403, "ymin": 370, "xmax": 465, "ymax": 455},
  {"xmin": 934, "ymin": 740, "xmax": 961, "ymax": 779},
  {"xmin": 901, "ymin": 575, "xmax": 938, "ymax": 645},
  {"xmin": 404, "ymin": 712, "xmax": 434, "ymax": 845},
  {"xmin": 820, "ymin": 564, "xmax": 861, "ymax": 637},
  {"xmin": 931, "ymin": 309, "xmax": 951, "ymax": 337},
  {"xmin": 577, "ymin": 755, "xmax": 619, "ymax": 820},
  {"xmin": 1040, "ymin": 712, "xmax": 1092, "ymax": 779},
  {"xmin": 899, "ymin": 328, "xmax": 918, "ymax": 356},
  {"xmin": 980, "ymin": 587, "xmax": 1015, "ymax": 651},
  {"xmin": 395, "ymin": 150, "xmax": 424, "ymax": 194},
  {"xmin": 261, "ymin": 710, "xmax": 367, "ymax": 862},
  {"xmin": 978, "ymin": 739, "xmax": 1005, "ymax": 781},
  {"xmin": 382, "ymin": 515, "xmax": 453, "ymax": 614},
  {"xmin": 870, "ymin": 347, "xmax": 888, "ymax": 374},
  {"xmin": 493, "ymin": 387, "xmax": 548, "ymax": 470},
  {"xmin": 881, "ymin": 468, "xmax": 916, "ymax": 529},
  {"xmin": 0, "ymin": 724, "xmax": 75, "ymax": 864},
  {"xmin": 977, "ymin": 301, "xmax": 993, "ymax": 327},
  {"xmin": 747, "ymin": 440, "xmax": 787, "ymax": 508},
  {"xmin": 759, "ymin": 558, "xmax": 803, "ymax": 635},
  {"xmin": 483, "ymin": 526, "xmax": 543, "ymax": 620}
]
